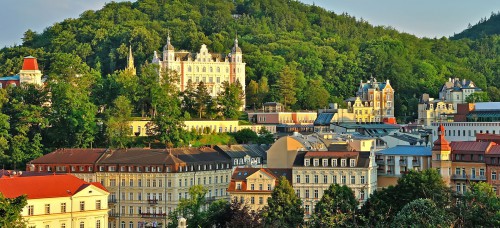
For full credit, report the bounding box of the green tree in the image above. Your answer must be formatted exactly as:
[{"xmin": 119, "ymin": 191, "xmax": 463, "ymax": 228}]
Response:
[
  {"xmin": 452, "ymin": 182, "xmax": 500, "ymax": 227},
  {"xmin": 106, "ymin": 96, "xmax": 133, "ymax": 148},
  {"xmin": 246, "ymin": 79, "xmax": 259, "ymax": 110},
  {"xmin": 257, "ymin": 127, "xmax": 274, "ymax": 144},
  {"xmin": 465, "ymin": 91, "xmax": 490, "ymax": 103},
  {"xmin": 311, "ymin": 184, "xmax": 359, "ymax": 227},
  {"xmin": 0, "ymin": 193, "xmax": 27, "ymax": 228},
  {"xmin": 181, "ymin": 80, "xmax": 197, "ymax": 117},
  {"xmin": 262, "ymin": 176, "xmax": 304, "ymax": 228},
  {"xmin": 276, "ymin": 65, "xmax": 297, "ymax": 110},
  {"xmin": 194, "ymin": 81, "xmax": 211, "ymax": 119},
  {"xmin": 218, "ymin": 81, "xmax": 244, "ymax": 119},
  {"xmin": 168, "ymin": 185, "xmax": 208, "ymax": 228},
  {"xmin": 258, "ymin": 77, "xmax": 270, "ymax": 106},
  {"xmin": 226, "ymin": 200, "xmax": 263, "ymax": 228},
  {"xmin": 232, "ymin": 128, "xmax": 258, "ymax": 144},
  {"xmin": 392, "ymin": 198, "xmax": 451, "ymax": 228},
  {"xmin": 301, "ymin": 78, "xmax": 330, "ymax": 110}
]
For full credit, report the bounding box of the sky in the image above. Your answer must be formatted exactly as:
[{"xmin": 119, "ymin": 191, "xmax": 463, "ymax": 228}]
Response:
[{"xmin": 1, "ymin": 0, "xmax": 500, "ymax": 47}]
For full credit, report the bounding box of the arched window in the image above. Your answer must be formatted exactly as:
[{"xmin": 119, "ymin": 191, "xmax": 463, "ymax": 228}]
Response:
[
  {"xmin": 217, "ymin": 67, "xmax": 220, "ymax": 72},
  {"xmin": 79, "ymin": 222, "xmax": 85, "ymax": 228},
  {"xmin": 196, "ymin": 66, "xmax": 199, "ymax": 72},
  {"xmin": 203, "ymin": 67, "xmax": 206, "ymax": 72},
  {"xmin": 188, "ymin": 66, "xmax": 192, "ymax": 72}
]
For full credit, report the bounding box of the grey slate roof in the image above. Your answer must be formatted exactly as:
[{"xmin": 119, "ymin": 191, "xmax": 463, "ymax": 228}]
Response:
[{"xmin": 377, "ymin": 145, "xmax": 431, "ymax": 156}]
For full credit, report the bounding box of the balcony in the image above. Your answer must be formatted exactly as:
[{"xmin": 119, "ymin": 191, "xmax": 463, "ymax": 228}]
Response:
[
  {"xmin": 108, "ymin": 198, "xmax": 117, "ymax": 204},
  {"xmin": 386, "ymin": 159, "xmax": 395, "ymax": 165},
  {"xmin": 412, "ymin": 160, "xmax": 421, "ymax": 166},
  {"xmin": 451, "ymin": 174, "xmax": 467, "ymax": 180},
  {"xmin": 148, "ymin": 199, "xmax": 159, "ymax": 205},
  {"xmin": 109, "ymin": 212, "xmax": 120, "ymax": 218},
  {"xmin": 470, "ymin": 175, "xmax": 487, "ymax": 181},
  {"xmin": 399, "ymin": 160, "xmax": 407, "ymax": 166},
  {"xmin": 376, "ymin": 159, "xmax": 385, "ymax": 165},
  {"xmin": 140, "ymin": 212, "xmax": 167, "ymax": 218}
]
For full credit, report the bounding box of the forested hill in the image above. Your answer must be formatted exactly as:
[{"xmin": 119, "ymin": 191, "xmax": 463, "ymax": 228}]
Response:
[
  {"xmin": 1, "ymin": 0, "xmax": 500, "ymax": 121},
  {"xmin": 452, "ymin": 12, "xmax": 500, "ymax": 40}
]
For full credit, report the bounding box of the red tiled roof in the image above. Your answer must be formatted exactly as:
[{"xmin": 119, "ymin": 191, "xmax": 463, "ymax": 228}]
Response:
[
  {"xmin": 29, "ymin": 148, "xmax": 107, "ymax": 164},
  {"xmin": 433, "ymin": 125, "xmax": 451, "ymax": 151},
  {"xmin": 21, "ymin": 56, "xmax": 39, "ymax": 71},
  {"xmin": 0, "ymin": 174, "xmax": 107, "ymax": 199},
  {"xmin": 450, "ymin": 141, "xmax": 495, "ymax": 153},
  {"xmin": 305, "ymin": 151, "xmax": 359, "ymax": 158},
  {"xmin": 487, "ymin": 145, "xmax": 500, "ymax": 155}
]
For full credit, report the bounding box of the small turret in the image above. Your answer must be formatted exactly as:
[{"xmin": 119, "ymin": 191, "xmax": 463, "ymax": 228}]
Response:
[{"xmin": 126, "ymin": 45, "xmax": 136, "ymax": 75}]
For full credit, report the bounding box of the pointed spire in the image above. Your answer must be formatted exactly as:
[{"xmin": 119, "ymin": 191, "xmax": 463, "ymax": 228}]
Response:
[
  {"xmin": 164, "ymin": 30, "xmax": 174, "ymax": 51},
  {"xmin": 234, "ymin": 31, "xmax": 238, "ymax": 47},
  {"xmin": 126, "ymin": 45, "xmax": 136, "ymax": 75}
]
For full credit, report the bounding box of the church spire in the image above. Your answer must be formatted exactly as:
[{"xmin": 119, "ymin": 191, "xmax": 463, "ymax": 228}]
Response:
[
  {"xmin": 126, "ymin": 45, "xmax": 136, "ymax": 75},
  {"xmin": 232, "ymin": 31, "xmax": 241, "ymax": 53}
]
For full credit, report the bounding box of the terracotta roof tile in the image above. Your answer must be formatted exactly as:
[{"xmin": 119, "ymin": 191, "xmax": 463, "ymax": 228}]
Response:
[
  {"xmin": 451, "ymin": 141, "xmax": 495, "ymax": 153},
  {"xmin": 30, "ymin": 148, "xmax": 107, "ymax": 164},
  {"xmin": 0, "ymin": 174, "xmax": 107, "ymax": 199},
  {"xmin": 21, "ymin": 56, "xmax": 39, "ymax": 71}
]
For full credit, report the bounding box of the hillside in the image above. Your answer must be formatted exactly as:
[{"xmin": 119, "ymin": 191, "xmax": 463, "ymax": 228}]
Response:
[
  {"xmin": 1, "ymin": 0, "xmax": 500, "ymax": 121},
  {"xmin": 452, "ymin": 12, "xmax": 500, "ymax": 40}
]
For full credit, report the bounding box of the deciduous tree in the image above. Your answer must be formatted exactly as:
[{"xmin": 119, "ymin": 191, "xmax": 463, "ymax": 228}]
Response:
[{"xmin": 262, "ymin": 176, "xmax": 303, "ymax": 228}]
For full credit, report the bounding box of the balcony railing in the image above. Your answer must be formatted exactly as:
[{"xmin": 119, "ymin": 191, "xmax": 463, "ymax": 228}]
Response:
[
  {"xmin": 140, "ymin": 212, "xmax": 167, "ymax": 218},
  {"xmin": 109, "ymin": 212, "xmax": 120, "ymax": 218},
  {"xmin": 108, "ymin": 199, "xmax": 117, "ymax": 204},
  {"xmin": 147, "ymin": 199, "xmax": 159, "ymax": 205},
  {"xmin": 470, "ymin": 175, "xmax": 487, "ymax": 181},
  {"xmin": 451, "ymin": 174, "xmax": 467, "ymax": 180},
  {"xmin": 376, "ymin": 159, "xmax": 385, "ymax": 165},
  {"xmin": 399, "ymin": 160, "xmax": 407, "ymax": 166},
  {"xmin": 412, "ymin": 160, "xmax": 421, "ymax": 166},
  {"xmin": 386, "ymin": 159, "xmax": 395, "ymax": 165}
]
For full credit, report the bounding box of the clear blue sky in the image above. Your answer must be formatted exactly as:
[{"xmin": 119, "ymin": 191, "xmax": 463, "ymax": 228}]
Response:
[{"xmin": 1, "ymin": 0, "xmax": 499, "ymax": 47}]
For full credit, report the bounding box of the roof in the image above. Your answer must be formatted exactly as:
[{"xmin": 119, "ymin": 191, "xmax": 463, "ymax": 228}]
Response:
[
  {"xmin": 214, "ymin": 144, "xmax": 268, "ymax": 159},
  {"xmin": 488, "ymin": 145, "xmax": 500, "ymax": 155},
  {"xmin": 30, "ymin": 148, "xmax": 107, "ymax": 164},
  {"xmin": 0, "ymin": 75, "xmax": 20, "ymax": 81},
  {"xmin": 305, "ymin": 151, "xmax": 359, "ymax": 158},
  {"xmin": 314, "ymin": 112, "xmax": 334, "ymax": 126},
  {"xmin": 228, "ymin": 167, "xmax": 292, "ymax": 192},
  {"xmin": 293, "ymin": 150, "xmax": 370, "ymax": 168},
  {"xmin": 451, "ymin": 141, "xmax": 495, "ymax": 153},
  {"xmin": 377, "ymin": 145, "xmax": 431, "ymax": 156},
  {"xmin": 21, "ymin": 56, "xmax": 39, "ymax": 71},
  {"xmin": 0, "ymin": 174, "xmax": 107, "ymax": 199},
  {"xmin": 433, "ymin": 125, "xmax": 451, "ymax": 151},
  {"xmin": 474, "ymin": 102, "xmax": 500, "ymax": 111}
]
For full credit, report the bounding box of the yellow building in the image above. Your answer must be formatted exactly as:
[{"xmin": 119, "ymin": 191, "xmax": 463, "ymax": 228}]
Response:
[
  {"xmin": 129, "ymin": 119, "xmax": 276, "ymax": 137},
  {"xmin": 0, "ymin": 174, "xmax": 109, "ymax": 228},
  {"xmin": 417, "ymin": 93, "xmax": 455, "ymax": 126},
  {"xmin": 350, "ymin": 77, "xmax": 395, "ymax": 123},
  {"xmin": 28, "ymin": 147, "xmax": 232, "ymax": 228},
  {"xmin": 153, "ymin": 34, "xmax": 245, "ymax": 106},
  {"xmin": 227, "ymin": 168, "xmax": 292, "ymax": 212}
]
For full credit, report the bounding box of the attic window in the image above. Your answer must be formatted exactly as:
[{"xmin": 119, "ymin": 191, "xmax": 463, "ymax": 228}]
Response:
[
  {"xmin": 341, "ymin": 159, "xmax": 346, "ymax": 167},
  {"xmin": 304, "ymin": 159, "xmax": 310, "ymax": 167},
  {"xmin": 350, "ymin": 159, "xmax": 356, "ymax": 167},
  {"xmin": 313, "ymin": 159, "xmax": 319, "ymax": 167}
]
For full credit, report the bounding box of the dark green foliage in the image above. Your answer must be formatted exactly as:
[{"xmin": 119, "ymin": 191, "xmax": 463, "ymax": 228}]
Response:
[
  {"xmin": 0, "ymin": 193, "xmax": 27, "ymax": 228},
  {"xmin": 231, "ymin": 128, "xmax": 258, "ymax": 144},
  {"xmin": 311, "ymin": 184, "xmax": 359, "ymax": 227},
  {"xmin": 452, "ymin": 12, "xmax": 500, "ymax": 40},
  {"xmin": 262, "ymin": 176, "xmax": 304, "ymax": 228},
  {"xmin": 451, "ymin": 182, "xmax": 500, "ymax": 227},
  {"xmin": 392, "ymin": 198, "xmax": 451, "ymax": 228}
]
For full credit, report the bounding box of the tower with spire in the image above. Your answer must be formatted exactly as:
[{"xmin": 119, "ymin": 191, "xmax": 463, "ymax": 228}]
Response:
[
  {"xmin": 432, "ymin": 124, "xmax": 452, "ymax": 186},
  {"xmin": 126, "ymin": 45, "xmax": 136, "ymax": 75},
  {"xmin": 19, "ymin": 56, "xmax": 43, "ymax": 86}
]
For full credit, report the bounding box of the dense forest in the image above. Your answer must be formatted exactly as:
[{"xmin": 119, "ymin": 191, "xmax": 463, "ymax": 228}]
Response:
[
  {"xmin": 1, "ymin": 0, "xmax": 500, "ymax": 118},
  {"xmin": 1, "ymin": 0, "xmax": 500, "ymax": 167},
  {"xmin": 452, "ymin": 11, "xmax": 500, "ymax": 40}
]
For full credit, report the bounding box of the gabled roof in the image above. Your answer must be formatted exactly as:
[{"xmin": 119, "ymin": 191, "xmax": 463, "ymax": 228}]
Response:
[
  {"xmin": 30, "ymin": 148, "xmax": 107, "ymax": 164},
  {"xmin": 0, "ymin": 174, "xmax": 107, "ymax": 199},
  {"xmin": 451, "ymin": 141, "xmax": 495, "ymax": 153}
]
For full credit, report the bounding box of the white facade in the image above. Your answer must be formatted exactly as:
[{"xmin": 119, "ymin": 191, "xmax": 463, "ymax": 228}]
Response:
[{"xmin": 430, "ymin": 122, "xmax": 500, "ymax": 142}]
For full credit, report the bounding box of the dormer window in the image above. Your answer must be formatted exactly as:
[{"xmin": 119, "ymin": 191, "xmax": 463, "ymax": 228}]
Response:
[
  {"xmin": 322, "ymin": 159, "xmax": 328, "ymax": 167},
  {"xmin": 237, "ymin": 183, "xmax": 241, "ymax": 190},
  {"xmin": 332, "ymin": 159, "xmax": 337, "ymax": 167},
  {"xmin": 341, "ymin": 159, "xmax": 346, "ymax": 167},
  {"xmin": 313, "ymin": 159, "xmax": 319, "ymax": 167},
  {"xmin": 350, "ymin": 159, "xmax": 356, "ymax": 167},
  {"xmin": 304, "ymin": 159, "xmax": 310, "ymax": 167}
]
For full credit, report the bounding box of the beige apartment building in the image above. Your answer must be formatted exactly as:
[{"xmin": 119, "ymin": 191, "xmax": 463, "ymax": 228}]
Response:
[
  {"xmin": 227, "ymin": 167, "xmax": 292, "ymax": 212},
  {"xmin": 28, "ymin": 147, "xmax": 232, "ymax": 228},
  {"xmin": 0, "ymin": 173, "xmax": 109, "ymax": 228}
]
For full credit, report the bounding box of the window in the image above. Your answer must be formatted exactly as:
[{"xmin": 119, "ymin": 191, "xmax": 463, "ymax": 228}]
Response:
[
  {"xmin": 259, "ymin": 184, "xmax": 263, "ymax": 190},
  {"xmin": 322, "ymin": 159, "xmax": 328, "ymax": 167},
  {"xmin": 360, "ymin": 176, "xmax": 365, "ymax": 184},
  {"xmin": 342, "ymin": 176, "xmax": 346, "ymax": 184},
  {"xmin": 250, "ymin": 197, "xmax": 255, "ymax": 204},
  {"xmin": 80, "ymin": 201, "xmax": 85, "ymax": 211},
  {"xmin": 259, "ymin": 197, "xmax": 264, "ymax": 204},
  {"xmin": 96, "ymin": 200, "xmax": 101, "ymax": 210},
  {"xmin": 332, "ymin": 159, "xmax": 337, "ymax": 167},
  {"xmin": 80, "ymin": 222, "xmax": 85, "ymax": 228},
  {"xmin": 305, "ymin": 205, "xmax": 310, "ymax": 214},
  {"xmin": 314, "ymin": 190, "xmax": 319, "ymax": 199},
  {"xmin": 305, "ymin": 190, "xmax": 310, "ymax": 198},
  {"xmin": 333, "ymin": 175, "xmax": 337, "ymax": 184},
  {"xmin": 323, "ymin": 175, "xmax": 328, "ymax": 183},
  {"xmin": 304, "ymin": 159, "xmax": 310, "ymax": 166},
  {"xmin": 28, "ymin": 205, "xmax": 34, "ymax": 216},
  {"xmin": 62, "ymin": 224, "xmax": 66, "ymax": 228},
  {"xmin": 350, "ymin": 159, "xmax": 356, "ymax": 167},
  {"xmin": 313, "ymin": 159, "xmax": 319, "ymax": 167},
  {"xmin": 129, "ymin": 179, "xmax": 134, "ymax": 187},
  {"xmin": 296, "ymin": 190, "xmax": 300, "ymax": 197},
  {"xmin": 480, "ymin": 169, "xmax": 485, "ymax": 177},
  {"xmin": 60, "ymin": 202, "xmax": 66, "ymax": 213},
  {"xmin": 268, "ymin": 184, "xmax": 271, "ymax": 190},
  {"xmin": 296, "ymin": 175, "xmax": 301, "ymax": 183},
  {"xmin": 493, "ymin": 172, "xmax": 497, "ymax": 180},
  {"xmin": 96, "ymin": 220, "xmax": 101, "ymax": 228},
  {"xmin": 45, "ymin": 204, "xmax": 50, "ymax": 214},
  {"xmin": 314, "ymin": 175, "xmax": 319, "ymax": 184},
  {"xmin": 351, "ymin": 175, "xmax": 356, "ymax": 184},
  {"xmin": 456, "ymin": 184, "xmax": 461, "ymax": 192},
  {"xmin": 305, "ymin": 175, "xmax": 310, "ymax": 183},
  {"xmin": 360, "ymin": 190, "xmax": 365, "ymax": 200},
  {"xmin": 341, "ymin": 159, "xmax": 346, "ymax": 167}
]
